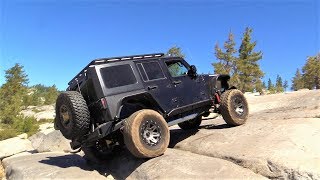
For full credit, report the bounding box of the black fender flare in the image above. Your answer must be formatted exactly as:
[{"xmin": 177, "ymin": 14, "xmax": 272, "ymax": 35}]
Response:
[{"xmin": 116, "ymin": 92, "xmax": 165, "ymax": 119}]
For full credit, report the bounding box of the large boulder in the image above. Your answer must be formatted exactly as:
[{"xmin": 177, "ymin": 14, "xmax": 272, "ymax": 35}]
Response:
[
  {"xmin": 170, "ymin": 90, "xmax": 320, "ymax": 179},
  {"xmin": 0, "ymin": 136, "xmax": 34, "ymax": 160},
  {"xmin": 34, "ymin": 111, "xmax": 55, "ymax": 121},
  {"xmin": 38, "ymin": 123, "xmax": 55, "ymax": 134},
  {"xmin": 2, "ymin": 149, "xmax": 264, "ymax": 180},
  {"xmin": 29, "ymin": 130, "xmax": 72, "ymax": 153},
  {"xmin": 0, "ymin": 161, "xmax": 4, "ymax": 180},
  {"xmin": 126, "ymin": 149, "xmax": 265, "ymax": 179},
  {"xmin": 2, "ymin": 152, "xmax": 108, "ymax": 180}
]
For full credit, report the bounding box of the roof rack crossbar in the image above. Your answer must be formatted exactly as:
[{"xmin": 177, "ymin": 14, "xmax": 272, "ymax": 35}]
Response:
[{"xmin": 68, "ymin": 53, "xmax": 164, "ymax": 85}]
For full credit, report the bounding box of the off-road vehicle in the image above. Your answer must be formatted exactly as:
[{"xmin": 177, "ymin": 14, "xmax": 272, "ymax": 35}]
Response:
[{"xmin": 54, "ymin": 53, "xmax": 248, "ymax": 161}]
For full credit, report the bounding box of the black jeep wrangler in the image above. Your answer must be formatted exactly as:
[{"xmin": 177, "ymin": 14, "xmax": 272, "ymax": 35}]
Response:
[{"xmin": 54, "ymin": 53, "xmax": 248, "ymax": 161}]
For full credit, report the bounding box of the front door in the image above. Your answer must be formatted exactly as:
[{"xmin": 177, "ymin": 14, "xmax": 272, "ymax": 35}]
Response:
[
  {"xmin": 164, "ymin": 59, "xmax": 209, "ymax": 109},
  {"xmin": 135, "ymin": 61, "xmax": 178, "ymax": 113}
]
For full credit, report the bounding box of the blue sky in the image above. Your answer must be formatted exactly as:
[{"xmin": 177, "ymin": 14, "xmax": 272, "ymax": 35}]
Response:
[{"xmin": 0, "ymin": 0, "xmax": 319, "ymax": 90}]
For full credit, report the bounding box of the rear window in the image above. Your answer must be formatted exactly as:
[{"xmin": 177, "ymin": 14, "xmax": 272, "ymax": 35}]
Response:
[{"xmin": 100, "ymin": 64, "xmax": 137, "ymax": 88}]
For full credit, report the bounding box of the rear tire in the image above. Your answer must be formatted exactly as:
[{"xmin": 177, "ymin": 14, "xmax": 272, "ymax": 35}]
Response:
[
  {"xmin": 178, "ymin": 116, "xmax": 202, "ymax": 130},
  {"xmin": 219, "ymin": 89, "xmax": 249, "ymax": 126},
  {"xmin": 123, "ymin": 109, "xmax": 169, "ymax": 158},
  {"xmin": 55, "ymin": 91, "xmax": 90, "ymax": 140}
]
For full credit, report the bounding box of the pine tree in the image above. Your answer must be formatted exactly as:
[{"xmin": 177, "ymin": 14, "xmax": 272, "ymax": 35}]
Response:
[
  {"xmin": 275, "ymin": 75, "xmax": 284, "ymax": 92},
  {"xmin": 212, "ymin": 32, "xmax": 237, "ymax": 84},
  {"xmin": 237, "ymin": 27, "xmax": 264, "ymax": 92},
  {"xmin": 166, "ymin": 46, "xmax": 185, "ymax": 58},
  {"xmin": 302, "ymin": 53, "xmax": 320, "ymax": 89},
  {"xmin": 283, "ymin": 80, "xmax": 288, "ymax": 92},
  {"xmin": 267, "ymin": 78, "xmax": 275, "ymax": 92},
  {"xmin": 166, "ymin": 46, "xmax": 186, "ymax": 76},
  {"xmin": 44, "ymin": 85, "xmax": 59, "ymax": 105},
  {"xmin": 291, "ymin": 68, "xmax": 304, "ymax": 91},
  {"xmin": 262, "ymin": 81, "xmax": 267, "ymax": 89},
  {"xmin": 0, "ymin": 64, "xmax": 29, "ymax": 124}
]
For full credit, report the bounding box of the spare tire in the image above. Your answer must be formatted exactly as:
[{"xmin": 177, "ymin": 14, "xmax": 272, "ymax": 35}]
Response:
[
  {"xmin": 219, "ymin": 89, "xmax": 249, "ymax": 126},
  {"xmin": 55, "ymin": 91, "xmax": 90, "ymax": 140}
]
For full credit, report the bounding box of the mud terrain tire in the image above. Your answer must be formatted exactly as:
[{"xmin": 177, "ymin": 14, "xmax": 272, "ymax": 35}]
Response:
[
  {"xmin": 55, "ymin": 91, "xmax": 90, "ymax": 140},
  {"xmin": 220, "ymin": 89, "xmax": 249, "ymax": 126},
  {"xmin": 123, "ymin": 109, "xmax": 169, "ymax": 158}
]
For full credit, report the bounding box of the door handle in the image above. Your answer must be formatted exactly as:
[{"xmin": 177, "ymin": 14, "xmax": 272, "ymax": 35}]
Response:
[
  {"xmin": 173, "ymin": 80, "xmax": 182, "ymax": 85},
  {"xmin": 147, "ymin": 86, "xmax": 158, "ymax": 90}
]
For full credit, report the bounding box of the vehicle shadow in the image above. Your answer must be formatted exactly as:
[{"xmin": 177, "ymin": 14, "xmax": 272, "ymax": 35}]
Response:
[
  {"xmin": 199, "ymin": 123, "xmax": 232, "ymax": 130},
  {"xmin": 169, "ymin": 129, "xmax": 199, "ymax": 148},
  {"xmin": 39, "ymin": 154, "xmax": 94, "ymax": 171},
  {"xmin": 169, "ymin": 123, "xmax": 232, "ymax": 148},
  {"xmin": 39, "ymin": 150, "xmax": 147, "ymax": 179}
]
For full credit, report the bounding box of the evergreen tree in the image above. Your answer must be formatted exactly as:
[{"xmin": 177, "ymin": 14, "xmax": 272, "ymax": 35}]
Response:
[
  {"xmin": 267, "ymin": 78, "xmax": 275, "ymax": 92},
  {"xmin": 0, "ymin": 64, "xmax": 29, "ymax": 124},
  {"xmin": 237, "ymin": 27, "xmax": 264, "ymax": 92},
  {"xmin": 302, "ymin": 53, "xmax": 320, "ymax": 89},
  {"xmin": 166, "ymin": 46, "xmax": 185, "ymax": 58},
  {"xmin": 275, "ymin": 75, "xmax": 284, "ymax": 92},
  {"xmin": 212, "ymin": 32, "xmax": 238, "ymax": 87},
  {"xmin": 262, "ymin": 81, "xmax": 267, "ymax": 89},
  {"xmin": 291, "ymin": 68, "xmax": 304, "ymax": 91},
  {"xmin": 166, "ymin": 46, "xmax": 186, "ymax": 76},
  {"xmin": 283, "ymin": 80, "xmax": 288, "ymax": 92},
  {"xmin": 44, "ymin": 85, "xmax": 59, "ymax": 105}
]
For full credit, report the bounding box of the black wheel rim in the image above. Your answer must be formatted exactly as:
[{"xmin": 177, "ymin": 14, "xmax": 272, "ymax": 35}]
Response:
[
  {"xmin": 233, "ymin": 96, "xmax": 245, "ymax": 116},
  {"xmin": 59, "ymin": 105, "xmax": 72, "ymax": 128},
  {"xmin": 140, "ymin": 119, "xmax": 162, "ymax": 146}
]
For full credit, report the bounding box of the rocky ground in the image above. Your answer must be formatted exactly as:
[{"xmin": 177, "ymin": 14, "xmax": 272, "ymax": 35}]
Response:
[
  {"xmin": 20, "ymin": 105, "xmax": 55, "ymax": 121},
  {"xmin": 0, "ymin": 89, "xmax": 319, "ymax": 179}
]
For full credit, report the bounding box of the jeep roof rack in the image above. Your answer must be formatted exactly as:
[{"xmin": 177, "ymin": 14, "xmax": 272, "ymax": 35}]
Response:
[{"xmin": 68, "ymin": 53, "xmax": 165, "ymax": 86}]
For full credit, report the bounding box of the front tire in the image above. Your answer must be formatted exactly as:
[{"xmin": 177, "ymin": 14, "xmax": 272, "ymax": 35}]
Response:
[
  {"xmin": 55, "ymin": 91, "xmax": 90, "ymax": 140},
  {"xmin": 219, "ymin": 89, "xmax": 249, "ymax": 126},
  {"xmin": 123, "ymin": 109, "xmax": 170, "ymax": 158}
]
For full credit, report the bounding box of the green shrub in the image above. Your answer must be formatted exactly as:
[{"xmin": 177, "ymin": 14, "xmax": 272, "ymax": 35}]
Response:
[
  {"xmin": 0, "ymin": 129, "xmax": 18, "ymax": 140},
  {"xmin": 13, "ymin": 116, "xmax": 39, "ymax": 137}
]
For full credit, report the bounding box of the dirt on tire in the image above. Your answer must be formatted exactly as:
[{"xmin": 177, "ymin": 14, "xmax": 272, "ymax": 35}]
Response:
[
  {"xmin": 220, "ymin": 89, "xmax": 249, "ymax": 126},
  {"xmin": 123, "ymin": 109, "xmax": 170, "ymax": 158}
]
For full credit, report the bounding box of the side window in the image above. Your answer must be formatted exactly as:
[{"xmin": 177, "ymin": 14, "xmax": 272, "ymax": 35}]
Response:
[
  {"xmin": 100, "ymin": 64, "xmax": 137, "ymax": 88},
  {"xmin": 165, "ymin": 61, "xmax": 188, "ymax": 77},
  {"xmin": 137, "ymin": 61, "xmax": 166, "ymax": 81},
  {"xmin": 137, "ymin": 63, "xmax": 148, "ymax": 81}
]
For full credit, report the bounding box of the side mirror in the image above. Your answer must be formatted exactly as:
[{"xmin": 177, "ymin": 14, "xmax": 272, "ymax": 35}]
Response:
[{"xmin": 188, "ymin": 65, "xmax": 197, "ymax": 77}]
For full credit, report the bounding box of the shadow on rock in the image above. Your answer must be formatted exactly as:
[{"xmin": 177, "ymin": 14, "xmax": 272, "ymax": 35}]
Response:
[
  {"xmin": 39, "ymin": 154, "xmax": 94, "ymax": 171},
  {"xmin": 199, "ymin": 123, "xmax": 232, "ymax": 130},
  {"xmin": 39, "ymin": 149, "xmax": 147, "ymax": 179},
  {"xmin": 86, "ymin": 148, "xmax": 147, "ymax": 179},
  {"xmin": 169, "ymin": 129, "xmax": 199, "ymax": 148}
]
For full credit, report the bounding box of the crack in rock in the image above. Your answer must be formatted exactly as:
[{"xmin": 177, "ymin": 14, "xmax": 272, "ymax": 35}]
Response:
[{"xmin": 173, "ymin": 146, "xmax": 319, "ymax": 180}]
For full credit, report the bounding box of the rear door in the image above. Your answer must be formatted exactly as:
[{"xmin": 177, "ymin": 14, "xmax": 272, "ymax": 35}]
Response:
[{"xmin": 135, "ymin": 61, "xmax": 178, "ymax": 113}]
